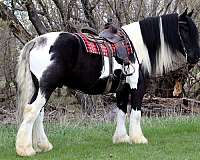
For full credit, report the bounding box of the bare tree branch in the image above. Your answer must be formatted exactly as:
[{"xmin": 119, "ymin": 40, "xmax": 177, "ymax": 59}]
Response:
[
  {"xmin": 0, "ymin": 2, "xmax": 32, "ymax": 44},
  {"xmin": 136, "ymin": 0, "xmax": 144, "ymax": 20},
  {"xmin": 65, "ymin": 0, "xmax": 78, "ymax": 32},
  {"xmin": 163, "ymin": 0, "xmax": 173, "ymax": 15},
  {"xmin": 91, "ymin": 0, "xmax": 101, "ymax": 11},
  {"xmin": 51, "ymin": 0, "xmax": 65, "ymax": 29},
  {"xmin": 121, "ymin": 0, "xmax": 131, "ymax": 24},
  {"xmin": 37, "ymin": 0, "xmax": 56, "ymax": 31},
  {"xmin": 81, "ymin": 0, "xmax": 97, "ymax": 30},
  {"xmin": 108, "ymin": 0, "xmax": 123, "ymax": 25},
  {"xmin": 25, "ymin": 0, "xmax": 47, "ymax": 35},
  {"xmin": 51, "ymin": 0, "xmax": 77, "ymax": 32}
]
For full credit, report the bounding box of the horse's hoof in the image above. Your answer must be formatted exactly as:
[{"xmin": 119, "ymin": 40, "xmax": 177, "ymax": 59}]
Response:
[
  {"xmin": 37, "ymin": 142, "xmax": 53, "ymax": 152},
  {"xmin": 129, "ymin": 135, "xmax": 148, "ymax": 144},
  {"xmin": 113, "ymin": 134, "xmax": 130, "ymax": 144},
  {"xmin": 34, "ymin": 146, "xmax": 43, "ymax": 153},
  {"xmin": 16, "ymin": 146, "xmax": 36, "ymax": 157}
]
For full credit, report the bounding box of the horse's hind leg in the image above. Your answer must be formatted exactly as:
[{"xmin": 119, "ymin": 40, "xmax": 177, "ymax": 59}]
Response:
[
  {"xmin": 16, "ymin": 90, "xmax": 48, "ymax": 156},
  {"xmin": 31, "ymin": 65, "xmax": 61, "ymax": 154},
  {"xmin": 32, "ymin": 108, "xmax": 53, "ymax": 153}
]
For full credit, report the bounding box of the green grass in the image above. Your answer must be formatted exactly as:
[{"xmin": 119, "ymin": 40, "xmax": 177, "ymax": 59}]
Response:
[{"xmin": 0, "ymin": 117, "xmax": 200, "ymax": 160}]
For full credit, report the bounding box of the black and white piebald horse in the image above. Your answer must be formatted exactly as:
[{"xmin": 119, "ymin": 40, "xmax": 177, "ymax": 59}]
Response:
[{"xmin": 16, "ymin": 10, "xmax": 200, "ymax": 156}]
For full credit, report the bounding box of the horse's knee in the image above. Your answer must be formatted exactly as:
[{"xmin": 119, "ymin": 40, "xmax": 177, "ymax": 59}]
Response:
[{"xmin": 23, "ymin": 104, "xmax": 38, "ymax": 123}]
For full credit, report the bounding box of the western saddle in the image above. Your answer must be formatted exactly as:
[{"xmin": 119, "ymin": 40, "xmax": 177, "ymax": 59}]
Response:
[{"xmin": 81, "ymin": 24, "xmax": 130, "ymax": 65}]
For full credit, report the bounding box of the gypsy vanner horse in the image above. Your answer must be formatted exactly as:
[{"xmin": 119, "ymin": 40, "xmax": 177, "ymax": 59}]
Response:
[{"xmin": 16, "ymin": 10, "xmax": 200, "ymax": 156}]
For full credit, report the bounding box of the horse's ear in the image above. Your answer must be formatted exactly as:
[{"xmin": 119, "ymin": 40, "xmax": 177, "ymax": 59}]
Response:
[
  {"xmin": 187, "ymin": 9, "xmax": 194, "ymax": 17},
  {"xmin": 179, "ymin": 8, "xmax": 188, "ymax": 18}
]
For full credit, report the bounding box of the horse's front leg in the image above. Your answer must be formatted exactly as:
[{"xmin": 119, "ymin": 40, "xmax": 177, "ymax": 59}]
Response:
[
  {"xmin": 129, "ymin": 106, "xmax": 148, "ymax": 144},
  {"xmin": 129, "ymin": 71, "xmax": 148, "ymax": 144},
  {"xmin": 113, "ymin": 84, "xmax": 130, "ymax": 144}
]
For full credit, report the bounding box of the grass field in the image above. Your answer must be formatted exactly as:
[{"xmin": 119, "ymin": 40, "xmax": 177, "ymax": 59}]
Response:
[{"xmin": 0, "ymin": 117, "xmax": 200, "ymax": 160}]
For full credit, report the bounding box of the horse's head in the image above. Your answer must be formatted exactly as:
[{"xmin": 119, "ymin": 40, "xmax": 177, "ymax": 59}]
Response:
[{"xmin": 178, "ymin": 9, "xmax": 200, "ymax": 64}]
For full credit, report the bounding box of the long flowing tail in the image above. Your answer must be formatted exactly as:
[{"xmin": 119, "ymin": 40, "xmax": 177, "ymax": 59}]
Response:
[{"xmin": 16, "ymin": 40, "xmax": 36, "ymax": 125}]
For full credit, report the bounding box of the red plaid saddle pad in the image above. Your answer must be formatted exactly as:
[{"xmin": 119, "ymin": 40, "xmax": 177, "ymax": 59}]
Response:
[{"xmin": 76, "ymin": 32, "xmax": 134, "ymax": 57}]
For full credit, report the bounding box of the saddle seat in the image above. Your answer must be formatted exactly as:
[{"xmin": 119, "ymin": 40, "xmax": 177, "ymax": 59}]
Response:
[
  {"xmin": 99, "ymin": 25, "xmax": 122, "ymax": 44},
  {"xmin": 81, "ymin": 26, "xmax": 122, "ymax": 43},
  {"xmin": 99, "ymin": 25, "xmax": 130, "ymax": 65}
]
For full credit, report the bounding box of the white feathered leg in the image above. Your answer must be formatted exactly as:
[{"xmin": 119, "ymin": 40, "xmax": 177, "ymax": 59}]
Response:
[
  {"xmin": 32, "ymin": 108, "xmax": 53, "ymax": 153},
  {"xmin": 129, "ymin": 109, "xmax": 148, "ymax": 144},
  {"xmin": 16, "ymin": 91, "xmax": 46, "ymax": 156},
  {"xmin": 113, "ymin": 109, "xmax": 129, "ymax": 143}
]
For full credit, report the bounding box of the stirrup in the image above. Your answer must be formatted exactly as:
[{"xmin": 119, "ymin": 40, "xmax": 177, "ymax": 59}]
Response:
[{"xmin": 122, "ymin": 63, "xmax": 135, "ymax": 76}]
